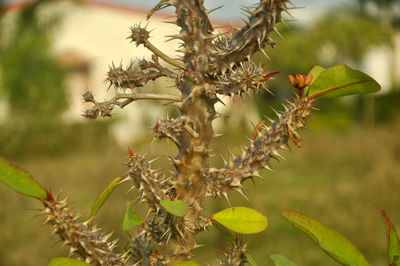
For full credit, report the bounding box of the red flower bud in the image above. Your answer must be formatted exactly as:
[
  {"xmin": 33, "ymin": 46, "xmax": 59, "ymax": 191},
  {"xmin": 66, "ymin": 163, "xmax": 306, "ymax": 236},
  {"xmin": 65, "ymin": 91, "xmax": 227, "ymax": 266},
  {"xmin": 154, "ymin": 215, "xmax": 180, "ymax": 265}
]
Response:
[
  {"xmin": 304, "ymin": 73, "xmax": 313, "ymax": 87},
  {"xmin": 296, "ymin": 74, "xmax": 305, "ymax": 88},
  {"xmin": 288, "ymin": 74, "xmax": 297, "ymax": 87}
]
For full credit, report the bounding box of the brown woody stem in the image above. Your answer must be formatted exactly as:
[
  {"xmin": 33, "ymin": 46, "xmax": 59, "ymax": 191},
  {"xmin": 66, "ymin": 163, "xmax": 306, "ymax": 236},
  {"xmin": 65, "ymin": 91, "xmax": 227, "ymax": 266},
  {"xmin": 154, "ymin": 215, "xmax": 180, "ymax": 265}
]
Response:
[{"xmin": 116, "ymin": 93, "xmax": 181, "ymax": 102}]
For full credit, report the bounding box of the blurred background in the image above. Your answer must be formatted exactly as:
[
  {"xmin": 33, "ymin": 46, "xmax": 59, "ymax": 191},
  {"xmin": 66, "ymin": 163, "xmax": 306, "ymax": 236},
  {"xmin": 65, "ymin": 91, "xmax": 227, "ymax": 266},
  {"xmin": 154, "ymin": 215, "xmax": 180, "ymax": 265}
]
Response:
[{"xmin": 0, "ymin": 0, "xmax": 399, "ymax": 265}]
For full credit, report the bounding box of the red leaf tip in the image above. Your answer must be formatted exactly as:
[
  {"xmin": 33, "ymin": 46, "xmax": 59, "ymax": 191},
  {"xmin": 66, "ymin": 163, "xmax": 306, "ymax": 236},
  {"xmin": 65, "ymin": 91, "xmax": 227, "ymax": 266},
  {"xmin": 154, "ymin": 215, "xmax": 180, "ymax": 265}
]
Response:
[
  {"xmin": 46, "ymin": 189, "xmax": 54, "ymax": 202},
  {"xmin": 263, "ymin": 70, "xmax": 281, "ymax": 81}
]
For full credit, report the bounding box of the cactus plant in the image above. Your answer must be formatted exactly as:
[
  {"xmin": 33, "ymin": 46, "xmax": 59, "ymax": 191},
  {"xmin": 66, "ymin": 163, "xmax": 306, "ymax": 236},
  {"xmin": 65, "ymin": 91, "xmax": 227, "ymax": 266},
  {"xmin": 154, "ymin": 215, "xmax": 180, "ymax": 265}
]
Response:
[{"xmin": 1, "ymin": 1, "xmax": 390, "ymax": 265}]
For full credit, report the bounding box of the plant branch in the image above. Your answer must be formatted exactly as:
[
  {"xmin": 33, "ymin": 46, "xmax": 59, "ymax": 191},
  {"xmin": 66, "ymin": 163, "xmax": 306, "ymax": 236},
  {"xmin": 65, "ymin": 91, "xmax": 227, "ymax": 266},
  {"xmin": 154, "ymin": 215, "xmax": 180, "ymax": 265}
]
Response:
[
  {"xmin": 144, "ymin": 40, "xmax": 185, "ymax": 69},
  {"xmin": 208, "ymin": 0, "xmax": 292, "ymax": 75},
  {"xmin": 82, "ymin": 92, "xmax": 181, "ymax": 119},
  {"xmin": 107, "ymin": 57, "xmax": 177, "ymax": 90},
  {"xmin": 41, "ymin": 195, "xmax": 126, "ymax": 265},
  {"xmin": 129, "ymin": 24, "xmax": 185, "ymax": 69},
  {"xmin": 209, "ymin": 62, "xmax": 279, "ymax": 96},
  {"xmin": 206, "ymin": 96, "xmax": 315, "ymax": 199},
  {"xmin": 116, "ymin": 93, "xmax": 181, "ymax": 102}
]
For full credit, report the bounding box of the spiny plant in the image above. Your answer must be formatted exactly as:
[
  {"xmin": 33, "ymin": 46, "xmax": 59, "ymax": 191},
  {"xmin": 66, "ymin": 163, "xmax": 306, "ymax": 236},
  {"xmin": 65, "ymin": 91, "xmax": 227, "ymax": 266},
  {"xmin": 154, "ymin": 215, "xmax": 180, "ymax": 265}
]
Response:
[{"xmin": 1, "ymin": 0, "xmax": 398, "ymax": 265}]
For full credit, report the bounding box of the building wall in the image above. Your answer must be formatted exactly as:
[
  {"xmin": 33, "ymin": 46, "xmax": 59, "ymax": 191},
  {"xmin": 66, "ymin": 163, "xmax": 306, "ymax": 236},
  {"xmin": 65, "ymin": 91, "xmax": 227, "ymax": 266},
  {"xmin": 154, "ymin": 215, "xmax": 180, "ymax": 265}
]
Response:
[{"xmin": 53, "ymin": 1, "xmax": 182, "ymax": 143}]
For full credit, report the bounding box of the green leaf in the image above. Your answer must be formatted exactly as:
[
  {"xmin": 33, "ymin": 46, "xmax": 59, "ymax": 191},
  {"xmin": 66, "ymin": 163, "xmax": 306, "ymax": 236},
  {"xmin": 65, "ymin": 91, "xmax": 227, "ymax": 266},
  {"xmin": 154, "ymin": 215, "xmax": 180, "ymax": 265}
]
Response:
[
  {"xmin": 122, "ymin": 202, "xmax": 143, "ymax": 231},
  {"xmin": 0, "ymin": 157, "xmax": 47, "ymax": 199},
  {"xmin": 48, "ymin": 257, "xmax": 91, "ymax": 266},
  {"xmin": 160, "ymin": 199, "xmax": 188, "ymax": 217},
  {"xmin": 212, "ymin": 207, "xmax": 268, "ymax": 234},
  {"xmin": 245, "ymin": 253, "xmax": 257, "ymax": 266},
  {"xmin": 303, "ymin": 65, "xmax": 325, "ymax": 96},
  {"xmin": 270, "ymin": 254, "xmax": 297, "ymax": 266},
  {"xmin": 281, "ymin": 210, "xmax": 370, "ymax": 266},
  {"xmin": 381, "ymin": 210, "xmax": 400, "ymax": 265},
  {"xmin": 90, "ymin": 176, "xmax": 123, "ymax": 218},
  {"xmin": 172, "ymin": 261, "xmax": 200, "ymax": 266},
  {"xmin": 307, "ymin": 64, "xmax": 380, "ymax": 99},
  {"xmin": 212, "ymin": 221, "xmax": 235, "ymax": 241}
]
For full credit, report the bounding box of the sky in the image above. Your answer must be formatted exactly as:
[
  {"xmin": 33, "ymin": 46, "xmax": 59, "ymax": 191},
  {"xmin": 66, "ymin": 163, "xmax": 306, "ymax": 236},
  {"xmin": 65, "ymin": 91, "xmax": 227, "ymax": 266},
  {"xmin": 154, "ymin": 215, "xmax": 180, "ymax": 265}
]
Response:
[
  {"xmin": 123, "ymin": 0, "xmax": 348, "ymax": 20},
  {"xmin": 5, "ymin": 0, "xmax": 351, "ymax": 22},
  {"xmin": 102, "ymin": 0, "xmax": 350, "ymax": 22}
]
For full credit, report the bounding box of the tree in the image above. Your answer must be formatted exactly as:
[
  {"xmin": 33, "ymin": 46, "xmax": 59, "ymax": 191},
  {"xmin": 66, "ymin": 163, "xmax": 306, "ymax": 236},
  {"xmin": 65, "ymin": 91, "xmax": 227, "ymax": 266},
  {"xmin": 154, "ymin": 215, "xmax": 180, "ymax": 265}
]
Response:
[
  {"xmin": 357, "ymin": 0, "xmax": 400, "ymax": 89},
  {"xmin": 0, "ymin": 0, "xmax": 68, "ymax": 155}
]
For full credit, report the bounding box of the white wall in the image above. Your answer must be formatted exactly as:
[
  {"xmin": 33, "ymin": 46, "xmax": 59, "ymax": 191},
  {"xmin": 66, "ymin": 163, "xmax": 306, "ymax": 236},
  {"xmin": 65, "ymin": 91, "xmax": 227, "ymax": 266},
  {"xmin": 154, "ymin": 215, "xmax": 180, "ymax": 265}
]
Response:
[{"xmin": 53, "ymin": 2, "xmax": 181, "ymax": 144}]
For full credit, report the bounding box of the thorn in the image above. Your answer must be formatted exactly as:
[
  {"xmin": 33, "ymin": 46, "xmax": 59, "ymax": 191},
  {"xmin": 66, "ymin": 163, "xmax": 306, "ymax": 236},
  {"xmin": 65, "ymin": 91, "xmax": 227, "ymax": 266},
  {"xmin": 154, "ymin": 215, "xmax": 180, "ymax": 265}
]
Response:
[
  {"xmin": 116, "ymin": 176, "xmax": 131, "ymax": 185},
  {"xmin": 270, "ymin": 106, "xmax": 281, "ymax": 117},
  {"xmin": 220, "ymin": 154, "xmax": 227, "ymax": 165},
  {"xmin": 263, "ymin": 163, "xmax": 274, "ymax": 172},
  {"xmin": 260, "ymin": 48, "xmax": 270, "ymax": 61},
  {"xmin": 272, "ymin": 150, "xmax": 286, "ymax": 160},
  {"xmin": 148, "ymin": 157, "xmax": 159, "ymax": 164},
  {"xmin": 222, "ymin": 192, "xmax": 231, "ymax": 206},
  {"xmin": 253, "ymin": 172, "xmax": 264, "ymax": 180},
  {"xmin": 273, "ymin": 26, "xmax": 284, "ymax": 39},
  {"xmin": 207, "ymin": 5, "xmax": 223, "ymax": 14},
  {"xmin": 234, "ymin": 188, "xmax": 249, "ymax": 201}
]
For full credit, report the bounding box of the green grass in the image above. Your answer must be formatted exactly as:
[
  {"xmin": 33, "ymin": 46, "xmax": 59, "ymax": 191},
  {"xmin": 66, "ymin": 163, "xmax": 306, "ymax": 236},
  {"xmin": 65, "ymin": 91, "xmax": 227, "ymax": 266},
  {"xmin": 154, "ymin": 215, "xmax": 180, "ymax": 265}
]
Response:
[{"xmin": 1, "ymin": 116, "xmax": 400, "ymax": 265}]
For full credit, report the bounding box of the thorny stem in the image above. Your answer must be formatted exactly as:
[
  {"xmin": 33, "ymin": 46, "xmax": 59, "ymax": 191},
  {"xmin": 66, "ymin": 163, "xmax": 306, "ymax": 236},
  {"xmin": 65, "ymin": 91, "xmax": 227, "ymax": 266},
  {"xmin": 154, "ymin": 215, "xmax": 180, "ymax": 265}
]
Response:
[
  {"xmin": 82, "ymin": 0, "xmax": 296, "ymax": 264},
  {"xmin": 173, "ymin": 86, "xmax": 216, "ymax": 254}
]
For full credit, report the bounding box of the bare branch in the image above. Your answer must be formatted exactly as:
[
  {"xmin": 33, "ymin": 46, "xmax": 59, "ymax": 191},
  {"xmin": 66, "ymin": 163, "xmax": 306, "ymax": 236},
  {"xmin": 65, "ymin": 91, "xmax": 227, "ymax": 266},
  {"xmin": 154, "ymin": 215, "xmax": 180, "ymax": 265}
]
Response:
[
  {"xmin": 208, "ymin": 0, "xmax": 292, "ymax": 75},
  {"xmin": 206, "ymin": 96, "xmax": 315, "ymax": 199},
  {"xmin": 210, "ymin": 62, "xmax": 279, "ymax": 96},
  {"xmin": 82, "ymin": 91, "xmax": 181, "ymax": 119},
  {"xmin": 107, "ymin": 57, "xmax": 177, "ymax": 90},
  {"xmin": 116, "ymin": 93, "xmax": 181, "ymax": 103},
  {"xmin": 122, "ymin": 150, "xmax": 172, "ymax": 212},
  {"xmin": 41, "ymin": 195, "xmax": 126, "ymax": 265},
  {"xmin": 129, "ymin": 24, "xmax": 185, "ymax": 69}
]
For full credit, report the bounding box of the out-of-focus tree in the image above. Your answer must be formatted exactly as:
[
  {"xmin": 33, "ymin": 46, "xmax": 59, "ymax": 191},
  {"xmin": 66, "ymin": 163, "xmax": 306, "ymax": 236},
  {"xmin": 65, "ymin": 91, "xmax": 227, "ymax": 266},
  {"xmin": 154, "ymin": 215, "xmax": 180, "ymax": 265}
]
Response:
[
  {"xmin": 254, "ymin": 6, "xmax": 389, "ymax": 94},
  {"xmin": 357, "ymin": 0, "xmax": 400, "ymax": 28},
  {"xmin": 0, "ymin": 0, "xmax": 68, "ymax": 155},
  {"xmin": 357, "ymin": 0, "xmax": 400, "ymax": 89},
  {"xmin": 0, "ymin": 0, "xmax": 67, "ymax": 118},
  {"xmin": 252, "ymin": 6, "xmax": 390, "ymax": 128}
]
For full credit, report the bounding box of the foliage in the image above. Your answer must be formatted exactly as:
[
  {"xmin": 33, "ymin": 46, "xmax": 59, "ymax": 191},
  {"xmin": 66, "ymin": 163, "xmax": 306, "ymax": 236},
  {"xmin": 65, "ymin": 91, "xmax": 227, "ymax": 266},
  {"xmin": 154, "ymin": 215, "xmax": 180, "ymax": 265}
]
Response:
[
  {"xmin": 270, "ymin": 254, "xmax": 297, "ymax": 266},
  {"xmin": 48, "ymin": 257, "xmax": 91, "ymax": 266},
  {"xmin": 305, "ymin": 65, "xmax": 380, "ymax": 99},
  {"xmin": 0, "ymin": 0, "xmax": 391, "ymax": 265},
  {"xmin": 90, "ymin": 176, "xmax": 123, "ymax": 218},
  {"xmin": 212, "ymin": 207, "xmax": 268, "ymax": 234},
  {"xmin": 357, "ymin": 0, "xmax": 400, "ymax": 29},
  {"xmin": 282, "ymin": 210, "xmax": 370, "ymax": 265},
  {"xmin": 0, "ymin": 0, "xmax": 68, "ymax": 156},
  {"xmin": 0, "ymin": 0, "xmax": 67, "ymax": 116},
  {"xmin": 0, "ymin": 157, "xmax": 47, "ymax": 199},
  {"xmin": 122, "ymin": 202, "xmax": 144, "ymax": 231},
  {"xmin": 254, "ymin": 6, "xmax": 389, "ymax": 94}
]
